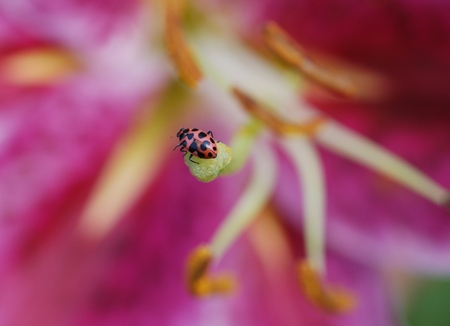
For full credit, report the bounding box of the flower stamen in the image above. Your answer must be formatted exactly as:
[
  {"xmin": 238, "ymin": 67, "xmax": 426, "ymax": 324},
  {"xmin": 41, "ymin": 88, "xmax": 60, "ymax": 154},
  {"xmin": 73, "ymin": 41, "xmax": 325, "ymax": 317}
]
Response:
[
  {"xmin": 297, "ymin": 260, "xmax": 356, "ymax": 313},
  {"xmin": 210, "ymin": 141, "xmax": 277, "ymax": 260},
  {"xmin": 186, "ymin": 245, "xmax": 235, "ymax": 297},
  {"xmin": 185, "ymin": 141, "xmax": 276, "ymax": 297},
  {"xmin": 281, "ymin": 137, "xmax": 326, "ymax": 274},
  {"xmin": 165, "ymin": 0, "xmax": 202, "ymax": 88},
  {"xmin": 0, "ymin": 47, "xmax": 80, "ymax": 86},
  {"xmin": 263, "ymin": 22, "xmax": 357, "ymax": 98},
  {"xmin": 232, "ymin": 87, "xmax": 325, "ymax": 136},
  {"xmin": 316, "ymin": 121, "xmax": 450, "ymax": 210},
  {"xmin": 221, "ymin": 120, "xmax": 264, "ymax": 175}
]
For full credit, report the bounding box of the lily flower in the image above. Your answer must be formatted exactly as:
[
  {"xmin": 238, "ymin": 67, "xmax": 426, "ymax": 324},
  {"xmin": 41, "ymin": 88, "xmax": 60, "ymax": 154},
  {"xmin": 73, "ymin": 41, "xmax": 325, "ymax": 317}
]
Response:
[{"xmin": 0, "ymin": 0, "xmax": 449, "ymax": 325}]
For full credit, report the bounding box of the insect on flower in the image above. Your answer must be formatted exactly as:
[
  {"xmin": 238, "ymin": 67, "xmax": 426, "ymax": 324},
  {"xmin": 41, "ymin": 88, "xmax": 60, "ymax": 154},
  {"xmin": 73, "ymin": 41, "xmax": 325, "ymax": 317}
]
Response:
[{"xmin": 173, "ymin": 128, "xmax": 218, "ymax": 164}]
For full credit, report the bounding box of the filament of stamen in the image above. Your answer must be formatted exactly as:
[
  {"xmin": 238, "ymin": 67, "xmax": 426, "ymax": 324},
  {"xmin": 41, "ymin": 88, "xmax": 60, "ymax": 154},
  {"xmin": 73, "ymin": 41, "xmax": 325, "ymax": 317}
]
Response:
[
  {"xmin": 281, "ymin": 137, "xmax": 326, "ymax": 274},
  {"xmin": 165, "ymin": 0, "xmax": 202, "ymax": 88},
  {"xmin": 231, "ymin": 88, "xmax": 327, "ymax": 273},
  {"xmin": 79, "ymin": 87, "xmax": 186, "ymax": 240},
  {"xmin": 210, "ymin": 141, "xmax": 277, "ymax": 262},
  {"xmin": 263, "ymin": 22, "xmax": 357, "ymax": 98},
  {"xmin": 316, "ymin": 121, "xmax": 450, "ymax": 208},
  {"xmin": 220, "ymin": 120, "xmax": 264, "ymax": 175}
]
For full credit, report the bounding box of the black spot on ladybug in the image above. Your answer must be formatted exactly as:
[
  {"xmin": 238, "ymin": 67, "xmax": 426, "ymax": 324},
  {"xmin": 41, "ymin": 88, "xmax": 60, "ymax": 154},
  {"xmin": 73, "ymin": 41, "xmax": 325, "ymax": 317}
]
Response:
[
  {"xmin": 198, "ymin": 132, "xmax": 207, "ymax": 139},
  {"xmin": 186, "ymin": 133, "xmax": 194, "ymax": 140},
  {"xmin": 208, "ymin": 153, "xmax": 213, "ymax": 158},
  {"xmin": 213, "ymin": 146, "xmax": 217, "ymax": 150},
  {"xmin": 211, "ymin": 139, "xmax": 216, "ymax": 144},
  {"xmin": 198, "ymin": 152, "xmax": 206, "ymax": 158},
  {"xmin": 189, "ymin": 141, "xmax": 198, "ymax": 153},
  {"xmin": 200, "ymin": 141, "xmax": 210, "ymax": 151}
]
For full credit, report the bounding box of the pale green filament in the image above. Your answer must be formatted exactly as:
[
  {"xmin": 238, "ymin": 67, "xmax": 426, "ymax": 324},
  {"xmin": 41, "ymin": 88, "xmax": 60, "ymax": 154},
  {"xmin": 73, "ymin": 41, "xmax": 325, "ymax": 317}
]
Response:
[
  {"xmin": 316, "ymin": 121, "xmax": 450, "ymax": 207},
  {"xmin": 281, "ymin": 137, "xmax": 326, "ymax": 274},
  {"xmin": 184, "ymin": 142, "xmax": 232, "ymax": 182},
  {"xmin": 221, "ymin": 120, "xmax": 264, "ymax": 175},
  {"xmin": 210, "ymin": 141, "xmax": 277, "ymax": 262}
]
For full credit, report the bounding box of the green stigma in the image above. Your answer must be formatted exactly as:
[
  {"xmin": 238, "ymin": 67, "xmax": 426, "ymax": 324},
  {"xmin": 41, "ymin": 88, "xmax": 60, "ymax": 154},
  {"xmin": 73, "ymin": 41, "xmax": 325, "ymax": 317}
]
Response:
[{"xmin": 184, "ymin": 142, "xmax": 232, "ymax": 182}]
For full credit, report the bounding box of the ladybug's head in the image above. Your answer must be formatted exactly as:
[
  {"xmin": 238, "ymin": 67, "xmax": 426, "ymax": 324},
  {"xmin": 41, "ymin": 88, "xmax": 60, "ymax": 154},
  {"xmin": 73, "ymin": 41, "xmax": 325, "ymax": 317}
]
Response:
[{"xmin": 176, "ymin": 128, "xmax": 188, "ymax": 140}]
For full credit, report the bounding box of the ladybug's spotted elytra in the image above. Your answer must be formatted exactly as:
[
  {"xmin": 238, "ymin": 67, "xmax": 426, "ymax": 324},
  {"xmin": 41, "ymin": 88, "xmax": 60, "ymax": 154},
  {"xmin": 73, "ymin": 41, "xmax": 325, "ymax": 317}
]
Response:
[{"xmin": 173, "ymin": 128, "xmax": 218, "ymax": 164}]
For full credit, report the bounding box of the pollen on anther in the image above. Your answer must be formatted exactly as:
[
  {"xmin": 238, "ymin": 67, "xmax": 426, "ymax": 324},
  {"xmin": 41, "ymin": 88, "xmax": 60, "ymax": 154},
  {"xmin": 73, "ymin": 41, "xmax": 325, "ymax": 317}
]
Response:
[
  {"xmin": 165, "ymin": 0, "xmax": 202, "ymax": 88},
  {"xmin": 232, "ymin": 87, "xmax": 326, "ymax": 136},
  {"xmin": 263, "ymin": 22, "xmax": 357, "ymax": 98},
  {"xmin": 185, "ymin": 245, "xmax": 235, "ymax": 297},
  {"xmin": 296, "ymin": 261, "xmax": 356, "ymax": 314}
]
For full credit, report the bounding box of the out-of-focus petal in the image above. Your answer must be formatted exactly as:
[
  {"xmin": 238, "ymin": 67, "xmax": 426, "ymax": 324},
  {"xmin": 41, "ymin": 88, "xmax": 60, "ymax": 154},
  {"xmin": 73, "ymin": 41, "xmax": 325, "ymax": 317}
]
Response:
[
  {"xmin": 0, "ymin": 146, "xmax": 244, "ymax": 325},
  {"xmin": 0, "ymin": 0, "xmax": 168, "ymax": 272},
  {"xmin": 0, "ymin": 0, "xmax": 142, "ymax": 49},
  {"xmin": 258, "ymin": 0, "xmax": 450, "ymax": 105}
]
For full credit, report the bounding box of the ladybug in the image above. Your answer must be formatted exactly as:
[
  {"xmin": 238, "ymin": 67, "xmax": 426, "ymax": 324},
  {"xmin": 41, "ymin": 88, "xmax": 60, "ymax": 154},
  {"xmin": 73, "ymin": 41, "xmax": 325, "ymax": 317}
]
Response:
[{"xmin": 173, "ymin": 128, "xmax": 218, "ymax": 164}]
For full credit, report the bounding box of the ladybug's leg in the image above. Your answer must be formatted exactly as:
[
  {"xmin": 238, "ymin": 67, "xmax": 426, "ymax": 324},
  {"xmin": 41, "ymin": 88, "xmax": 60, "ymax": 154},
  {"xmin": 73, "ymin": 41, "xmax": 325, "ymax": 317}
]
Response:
[
  {"xmin": 181, "ymin": 149, "xmax": 190, "ymax": 158},
  {"xmin": 174, "ymin": 139, "xmax": 188, "ymax": 152},
  {"xmin": 173, "ymin": 143, "xmax": 182, "ymax": 151},
  {"xmin": 180, "ymin": 150, "xmax": 199, "ymax": 164},
  {"xmin": 207, "ymin": 130, "xmax": 221, "ymax": 143},
  {"xmin": 188, "ymin": 153, "xmax": 199, "ymax": 164}
]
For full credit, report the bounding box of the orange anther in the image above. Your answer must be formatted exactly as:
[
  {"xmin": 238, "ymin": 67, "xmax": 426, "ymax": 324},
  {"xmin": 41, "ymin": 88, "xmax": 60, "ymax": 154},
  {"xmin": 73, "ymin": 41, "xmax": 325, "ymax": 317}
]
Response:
[
  {"xmin": 297, "ymin": 260, "xmax": 356, "ymax": 313},
  {"xmin": 264, "ymin": 22, "xmax": 357, "ymax": 98},
  {"xmin": 1, "ymin": 47, "xmax": 80, "ymax": 86},
  {"xmin": 165, "ymin": 0, "xmax": 202, "ymax": 88},
  {"xmin": 185, "ymin": 245, "xmax": 235, "ymax": 297},
  {"xmin": 232, "ymin": 87, "xmax": 326, "ymax": 136}
]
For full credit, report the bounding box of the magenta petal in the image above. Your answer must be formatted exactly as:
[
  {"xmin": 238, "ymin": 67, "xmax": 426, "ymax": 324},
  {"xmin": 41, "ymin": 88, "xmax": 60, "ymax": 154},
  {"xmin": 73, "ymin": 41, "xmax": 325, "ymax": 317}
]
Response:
[
  {"xmin": 0, "ymin": 0, "xmax": 167, "ymax": 270},
  {"xmin": 0, "ymin": 83, "xmax": 149, "ymax": 267},
  {"xmin": 71, "ymin": 156, "xmax": 245, "ymax": 325},
  {"xmin": 0, "ymin": 0, "xmax": 142, "ymax": 49}
]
